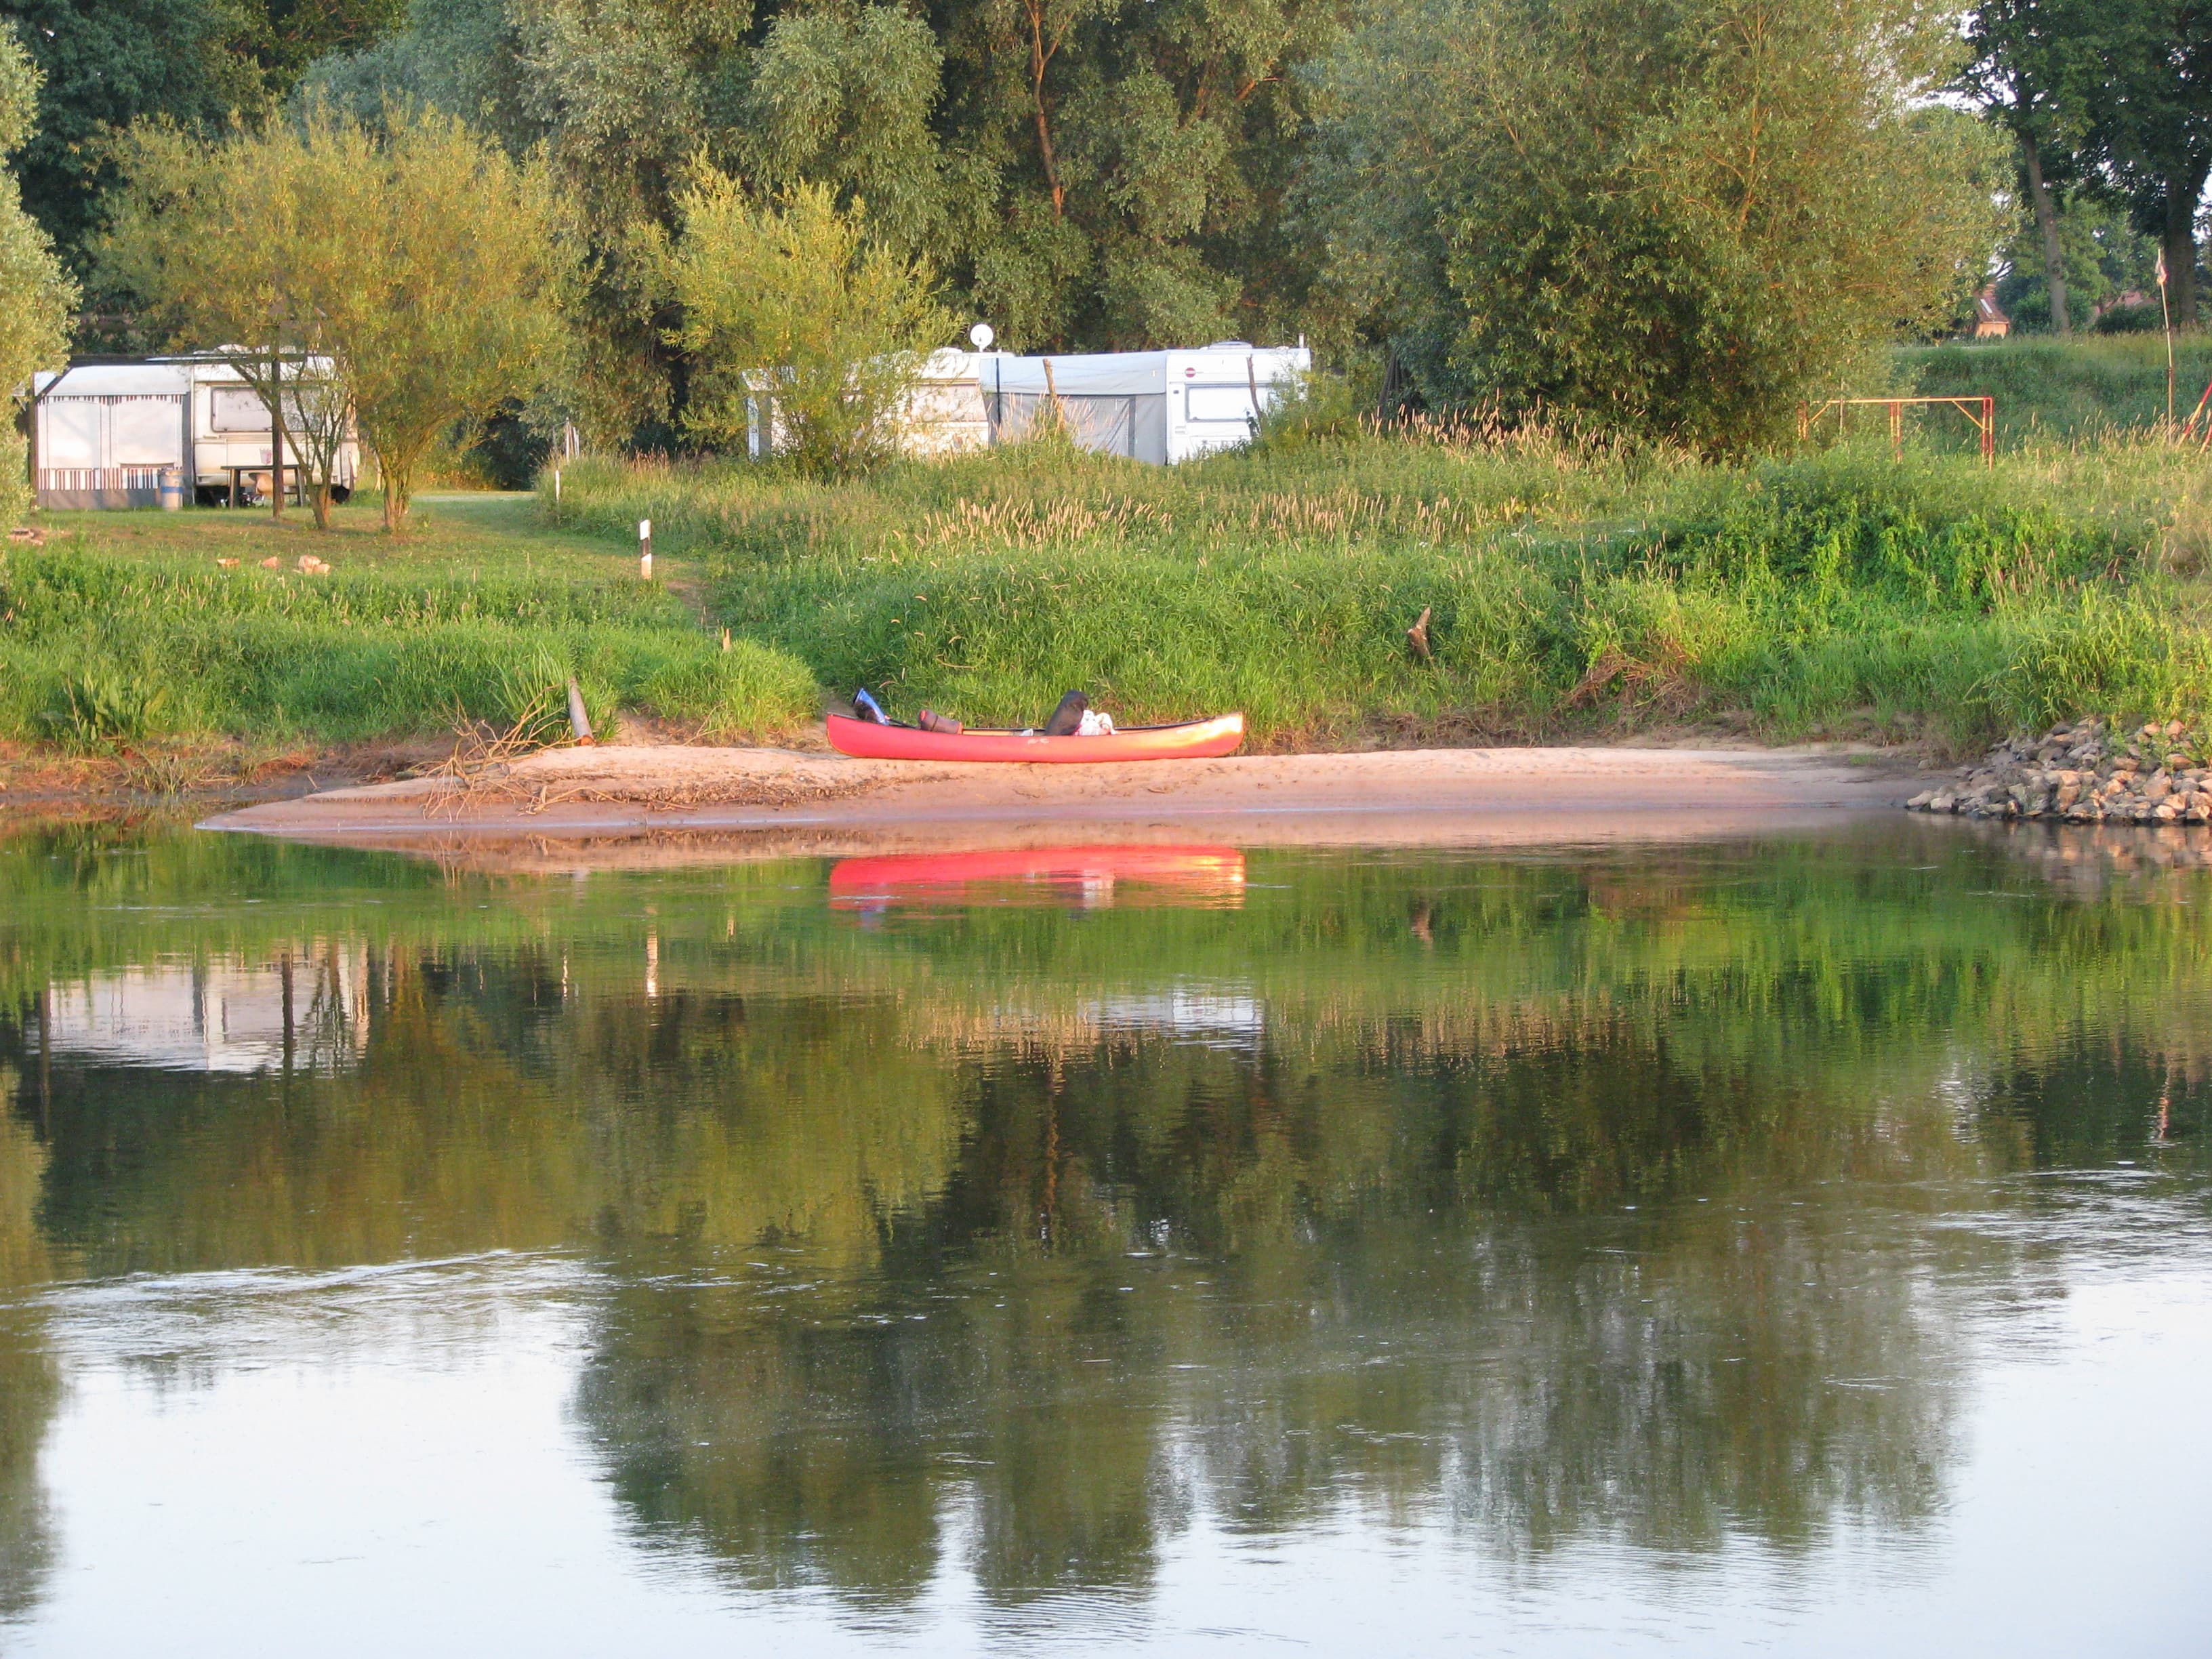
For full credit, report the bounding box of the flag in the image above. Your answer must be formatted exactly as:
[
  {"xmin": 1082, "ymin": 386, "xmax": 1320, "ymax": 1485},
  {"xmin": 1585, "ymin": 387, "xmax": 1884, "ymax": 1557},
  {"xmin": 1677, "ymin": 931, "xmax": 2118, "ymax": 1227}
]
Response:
[{"xmin": 2158, "ymin": 247, "xmax": 2169, "ymax": 289}]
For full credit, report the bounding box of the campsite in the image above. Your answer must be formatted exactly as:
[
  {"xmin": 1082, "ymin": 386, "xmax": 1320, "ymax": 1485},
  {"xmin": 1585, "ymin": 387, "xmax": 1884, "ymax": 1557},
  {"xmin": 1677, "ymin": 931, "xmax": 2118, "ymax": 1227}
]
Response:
[{"xmin": 4, "ymin": 3, "xmax": 2212, "ymax": 1656}]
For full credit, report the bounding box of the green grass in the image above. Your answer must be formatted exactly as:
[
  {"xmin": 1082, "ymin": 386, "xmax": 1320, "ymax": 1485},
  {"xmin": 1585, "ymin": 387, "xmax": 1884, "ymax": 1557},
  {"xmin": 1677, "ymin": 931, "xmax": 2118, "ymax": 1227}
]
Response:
[
  {"xmin": 12, "ymin": 353, "xmax": 2212, "ymax": 762},
  {"xmin": 549, "ymin": 424, "xmax": 2212, "ymax": 754},
  {"xmin": 0, "ymin": 494, "xmax": 819, "ymax": 752}
]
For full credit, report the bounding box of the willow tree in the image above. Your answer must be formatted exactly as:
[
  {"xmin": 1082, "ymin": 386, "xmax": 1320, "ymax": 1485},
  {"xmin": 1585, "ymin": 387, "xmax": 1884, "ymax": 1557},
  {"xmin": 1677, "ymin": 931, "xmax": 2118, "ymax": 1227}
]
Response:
[
  {"xmin": 103, "ymin": 104, "xmax": 575, "ymax": 531},
  {"xmin": 321, "ymin": 109, "xmax": 574, "ymax": 528},
  {"xmin": 1305, "ymin": 0, "xmax": 2007, "ymax": 452},
  {"xmin": 300, "ymin": 0, "xmax": 1345, "ymax": 441},
  {"xmin": 654, "ymin": 173, "xmax": 951, "ymax": 476},
  {"xmin": 0, "ymin": 32, "xmax": 77, "ymax": 529},
  {"xmin": 102, "ymin": 118, "xmax": 328, "ymax": 520}
]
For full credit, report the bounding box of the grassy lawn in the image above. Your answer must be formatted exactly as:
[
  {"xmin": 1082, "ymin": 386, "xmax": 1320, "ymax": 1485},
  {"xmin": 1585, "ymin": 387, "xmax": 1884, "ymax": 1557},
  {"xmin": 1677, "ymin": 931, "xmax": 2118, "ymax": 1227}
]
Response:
[
  {"xmin": 552, "ymin": 425, "xmax": 2212, "ymax": 754},
  {"xmin": 1901, "ymin": 334, "xmax": 2212, "ymax": 447},
  {"xmin": 35, "ymin": 491, "xmax": 691, "ymax": 592}
]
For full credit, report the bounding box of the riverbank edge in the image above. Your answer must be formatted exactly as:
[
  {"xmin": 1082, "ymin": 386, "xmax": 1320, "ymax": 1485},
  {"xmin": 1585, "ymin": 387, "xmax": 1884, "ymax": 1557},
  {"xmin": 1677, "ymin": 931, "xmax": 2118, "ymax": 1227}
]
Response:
[{"xmin": 196, "ymin": 743, "xmax": 1931, "ymax": 863}]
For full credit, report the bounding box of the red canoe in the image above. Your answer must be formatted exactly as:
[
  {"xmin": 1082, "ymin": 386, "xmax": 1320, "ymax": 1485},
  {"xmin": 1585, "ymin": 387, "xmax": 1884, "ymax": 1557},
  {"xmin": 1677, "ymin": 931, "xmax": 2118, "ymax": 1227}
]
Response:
[
  {"xmin": 830, "ymin": 844, "xmax": 1248, "ymax": 909},
  {"xmin": 825, "ymin": 711, "xmax": 1244, "ymax": 763}
]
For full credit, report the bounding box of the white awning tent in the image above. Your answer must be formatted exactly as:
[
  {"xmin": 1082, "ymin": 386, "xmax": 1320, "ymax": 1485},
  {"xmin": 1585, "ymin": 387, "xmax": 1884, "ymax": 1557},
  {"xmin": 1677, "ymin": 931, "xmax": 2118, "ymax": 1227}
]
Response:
[
  {"xmin": 897, "ymin": 342, "xmax": 1311, "ymax": 466},
  {"xmin": 32, "ymin": 363, "xmax": 194, "ymax": 508}
]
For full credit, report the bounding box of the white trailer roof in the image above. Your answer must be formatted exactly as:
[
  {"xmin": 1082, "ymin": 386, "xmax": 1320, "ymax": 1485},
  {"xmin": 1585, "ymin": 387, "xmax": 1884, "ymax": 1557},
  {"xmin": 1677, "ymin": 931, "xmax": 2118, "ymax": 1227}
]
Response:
[
  {"xmin": 984, "ymin": 344, "xmax": 1308, "ymax": 398},
  {"xmin": 35, "ymin": 364, "xmax": 192, "ymax": 397}
]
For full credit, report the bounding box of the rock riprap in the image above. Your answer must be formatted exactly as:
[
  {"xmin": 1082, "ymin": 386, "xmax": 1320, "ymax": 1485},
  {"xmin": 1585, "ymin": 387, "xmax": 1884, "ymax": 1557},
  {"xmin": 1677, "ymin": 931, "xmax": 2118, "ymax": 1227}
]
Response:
[{"xmin": 1906, "ymin": 719, "xmax": 2211, "ymax": 824}]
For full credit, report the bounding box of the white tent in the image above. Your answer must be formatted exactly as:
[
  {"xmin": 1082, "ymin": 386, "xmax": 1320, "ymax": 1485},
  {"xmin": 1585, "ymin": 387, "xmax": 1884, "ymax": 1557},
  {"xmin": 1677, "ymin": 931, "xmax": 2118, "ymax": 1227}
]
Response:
[
  {"xmin": 30, "ymin": 363, "xmax": 192, "ymax": 508},
  {"xmin": 897, "ymin": 342, "xmax": 1310, "ymax": 465}
]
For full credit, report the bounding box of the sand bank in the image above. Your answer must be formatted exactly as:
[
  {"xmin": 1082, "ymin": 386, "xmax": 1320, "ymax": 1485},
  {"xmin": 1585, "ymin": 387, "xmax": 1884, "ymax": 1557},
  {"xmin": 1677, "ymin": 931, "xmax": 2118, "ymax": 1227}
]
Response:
[{"xmin": 199, "ymin": 743, "xmax": 1925, "ymax": 869}]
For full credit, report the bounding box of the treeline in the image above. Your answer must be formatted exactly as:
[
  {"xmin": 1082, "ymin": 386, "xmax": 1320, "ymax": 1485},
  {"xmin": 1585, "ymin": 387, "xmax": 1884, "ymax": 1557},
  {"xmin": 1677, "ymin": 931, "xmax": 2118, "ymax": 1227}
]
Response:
[
  {"xmin": 1967, "ymin": 1, "xmax": 2212, "ymax": 335},
  {"xmin": 3, "ymin": 1, "xmax": 2212, "ymax": 465}
]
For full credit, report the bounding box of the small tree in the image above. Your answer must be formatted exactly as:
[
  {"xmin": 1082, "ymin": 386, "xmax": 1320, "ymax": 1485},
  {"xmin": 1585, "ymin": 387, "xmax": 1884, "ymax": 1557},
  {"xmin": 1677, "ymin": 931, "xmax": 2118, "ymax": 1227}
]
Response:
[
  {"xmin": 103, "ymin": 105, "xmax": 574, "ymax": 532},
  {"xmin": 103, "ymin": 119, "xmax": 328, "ymax": 521},
  {"xmin": 324, "ymin": 108, "xmax": 575, "ymax": 529},
  {"xmin": 655, "ymin": 172, "xmax": 951, "ymax": 476},
  {"xmin": 0, "ymin": 31, "xmax": 77, "ymax": 529}
]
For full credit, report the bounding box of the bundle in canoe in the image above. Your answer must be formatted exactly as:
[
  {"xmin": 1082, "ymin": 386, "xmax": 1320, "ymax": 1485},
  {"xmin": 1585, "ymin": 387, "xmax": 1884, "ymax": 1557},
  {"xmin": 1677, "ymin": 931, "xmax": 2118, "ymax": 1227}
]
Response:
[{"xmin": 825, "ymin": 711, "xmax": 1244, "ymax": 762}]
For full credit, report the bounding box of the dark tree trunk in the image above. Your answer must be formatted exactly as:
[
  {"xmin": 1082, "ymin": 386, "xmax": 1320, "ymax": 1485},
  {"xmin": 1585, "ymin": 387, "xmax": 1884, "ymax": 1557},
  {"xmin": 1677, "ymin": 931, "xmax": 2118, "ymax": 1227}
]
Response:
[
  {"xmin": 2022, "ymin": 131, "xmax": 2070, "ymax": 337},
  {"xmin": 268, "ymin": 344, "xmax": 287, "ymax": 520},
  {"xmin": 2165, "ymin": 168, "xmax": 2206, "ymax": 329}
]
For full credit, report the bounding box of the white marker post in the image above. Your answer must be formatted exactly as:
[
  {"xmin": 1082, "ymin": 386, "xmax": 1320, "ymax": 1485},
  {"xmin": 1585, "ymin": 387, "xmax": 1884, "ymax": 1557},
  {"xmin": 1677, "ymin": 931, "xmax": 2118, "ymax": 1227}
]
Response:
[{"xmin": 639, "ymin": 518, "xmax": 653, "ymax": 579}]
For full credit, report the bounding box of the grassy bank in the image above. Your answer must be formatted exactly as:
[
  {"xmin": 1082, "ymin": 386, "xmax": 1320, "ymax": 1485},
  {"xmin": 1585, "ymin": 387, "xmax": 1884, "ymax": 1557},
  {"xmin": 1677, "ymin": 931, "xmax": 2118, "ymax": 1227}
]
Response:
[
  {"xmin": 0, "ymin": 495, "xmax": 818, "ymax": 758},
  {"xmin": 1901, "ymin": 335, "xmax": 2212, "ymax": 445},
  {"xmin": 11, "ymin": 392, "xmax": 2212, "ymax": 766},
  {"xmin": 550, "ymin": 427, "xmax": 2212, "ymax": 753}
]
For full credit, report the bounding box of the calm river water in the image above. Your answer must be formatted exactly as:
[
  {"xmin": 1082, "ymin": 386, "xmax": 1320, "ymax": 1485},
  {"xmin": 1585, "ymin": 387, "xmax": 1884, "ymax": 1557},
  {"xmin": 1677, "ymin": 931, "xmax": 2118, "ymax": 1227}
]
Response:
[{"xmin": 0, "ymin": 816, "xmax": 2207, "ymax": 1654}]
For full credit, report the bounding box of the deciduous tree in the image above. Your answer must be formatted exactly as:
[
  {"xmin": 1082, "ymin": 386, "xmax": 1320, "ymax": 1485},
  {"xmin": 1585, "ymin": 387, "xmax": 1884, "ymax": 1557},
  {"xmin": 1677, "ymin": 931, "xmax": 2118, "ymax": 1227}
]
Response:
[
  {"xmin": 653, "ymin": 171, "xmax": 951, "ymax": 476},
  {"xmin": 2074, "ymin": 1, "xmax": 2212, "ymax": 327},
  {"xmin": 4, "ymin": 0, "xmax": 406, "ymax": 274},
  {"xmin": 0, "ymin": 28, "xmax": 75, "ymax": 529},
  {"xmin": 1963, "ymin": 0, "xmax": 2104, "ymax": 338},
  {"xmin": 102, "ymin": 105, "xmax": 575, "ymax": 531},
  {"xmin": 1304, "ymin": 0, "xmax": 2005, "ymax": 453}
]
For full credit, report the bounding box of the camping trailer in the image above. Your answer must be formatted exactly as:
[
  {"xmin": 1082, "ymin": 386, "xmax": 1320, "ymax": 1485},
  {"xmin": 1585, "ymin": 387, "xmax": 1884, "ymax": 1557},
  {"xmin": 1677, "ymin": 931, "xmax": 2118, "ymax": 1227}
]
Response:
[
  {"xmin": 33, "ymin": 355, "xmax": 360, "ymax": 509},
  {"xmin": 902, "ymin": 348, "xmax": 997, "ymax": 457},
  {"xmin": 857, "ymin": 342, "xmax": 1309, "ymax": 464},
  {"xmin": 977, "ymin": 344, "xmax": 1310, "ymax": 464}
]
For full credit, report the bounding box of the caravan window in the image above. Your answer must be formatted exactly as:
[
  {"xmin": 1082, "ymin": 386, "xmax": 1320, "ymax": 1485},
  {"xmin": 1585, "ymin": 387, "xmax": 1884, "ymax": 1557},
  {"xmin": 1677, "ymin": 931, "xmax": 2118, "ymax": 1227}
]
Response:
[
  {"xmin": 1185, "ymin": 385, "xmax": 1254, "ymax": 423},
  {"xmin": 209, "ymin": 388, "xmax": 269, "ymax": 432},
  {"xmin": 111, "ymin": 397, "xmax": 184, "ymax": 466}
]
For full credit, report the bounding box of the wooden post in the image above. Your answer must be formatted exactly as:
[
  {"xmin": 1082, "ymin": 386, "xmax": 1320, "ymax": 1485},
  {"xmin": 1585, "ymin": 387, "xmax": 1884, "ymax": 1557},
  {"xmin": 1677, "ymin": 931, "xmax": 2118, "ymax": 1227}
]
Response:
[
  {"xmin": 2160, "ymin": 253, "xmax": 2176, "ymax": 428},
  {"xmin": 1982, "ymin": 396, "xmax": 1995, "ymax": 468},
  {"xmin": 1042, "ymin": 356, "xmax": 1068, "ymax": 432},
  {"xmin": 1889, "ymin": 399, "xmax": 1903, "ymax": 462}
]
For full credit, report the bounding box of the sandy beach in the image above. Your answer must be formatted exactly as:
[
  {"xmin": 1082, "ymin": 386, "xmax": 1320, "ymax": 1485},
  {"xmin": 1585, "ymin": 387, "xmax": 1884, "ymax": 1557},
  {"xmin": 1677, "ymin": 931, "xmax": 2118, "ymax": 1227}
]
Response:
[{"xmin": 199, "ymin": 742, "xmax": 1927, "ymax": 868}]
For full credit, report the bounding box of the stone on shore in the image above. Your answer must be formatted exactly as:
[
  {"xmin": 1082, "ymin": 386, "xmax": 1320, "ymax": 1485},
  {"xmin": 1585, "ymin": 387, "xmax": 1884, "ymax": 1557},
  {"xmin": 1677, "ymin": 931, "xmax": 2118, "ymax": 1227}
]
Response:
[{"xmin": 1907, "ymin": 718, "xmax": 2210, "ymax": 827}]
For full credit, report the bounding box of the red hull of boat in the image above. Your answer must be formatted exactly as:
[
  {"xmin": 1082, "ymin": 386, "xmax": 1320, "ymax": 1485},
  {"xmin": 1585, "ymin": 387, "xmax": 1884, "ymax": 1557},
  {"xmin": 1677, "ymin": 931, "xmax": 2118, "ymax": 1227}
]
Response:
[{"xmin": 825, "ymin": 711, "xmax": 1244, "ymax": 762}]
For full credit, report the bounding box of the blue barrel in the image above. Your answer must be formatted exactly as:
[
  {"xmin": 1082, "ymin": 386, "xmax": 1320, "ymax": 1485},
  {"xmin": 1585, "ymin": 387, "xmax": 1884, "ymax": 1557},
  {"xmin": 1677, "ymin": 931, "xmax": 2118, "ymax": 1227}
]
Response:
[{"xmin": 157, "ymin": 467, "xmax": 186, "ymax": 512}]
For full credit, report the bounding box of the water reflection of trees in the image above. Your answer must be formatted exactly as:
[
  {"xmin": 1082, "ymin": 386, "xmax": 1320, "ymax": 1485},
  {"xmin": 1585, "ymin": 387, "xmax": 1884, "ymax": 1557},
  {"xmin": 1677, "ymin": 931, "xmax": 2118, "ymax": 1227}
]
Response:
[
  {"xmin": 0, "ymin": 1086, "xmax": 56, "ymax": 1622},
  {"xmin": 571, "ymin": 1030, "xmax": 1985, "ymax": 1605},
  {"xmin": 0, "ymin": 820, "xmax": 2207, "ymax": 1615}
]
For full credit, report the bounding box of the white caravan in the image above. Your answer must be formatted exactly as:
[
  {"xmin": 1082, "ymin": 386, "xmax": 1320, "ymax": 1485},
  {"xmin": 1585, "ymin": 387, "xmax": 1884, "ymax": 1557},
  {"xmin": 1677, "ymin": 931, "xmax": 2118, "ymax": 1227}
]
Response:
[
  {"xmin": 32, "ymin": 355, "xmax": 360, "ymax": 509},
  {"xmin": 972, "ymin": 343, "xmax": 1309, "ymax": 464},
  {"xmin": 880, "ymin": 342, "xmax": 1310, "ymax": 464}
]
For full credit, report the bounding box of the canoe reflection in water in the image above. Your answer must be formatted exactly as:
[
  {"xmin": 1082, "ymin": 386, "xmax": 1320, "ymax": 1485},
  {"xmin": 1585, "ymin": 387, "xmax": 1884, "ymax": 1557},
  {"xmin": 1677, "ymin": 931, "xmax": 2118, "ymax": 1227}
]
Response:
[{"xmin": 828, "ymin": 844, "xmax": 1247, "ymax": 913}]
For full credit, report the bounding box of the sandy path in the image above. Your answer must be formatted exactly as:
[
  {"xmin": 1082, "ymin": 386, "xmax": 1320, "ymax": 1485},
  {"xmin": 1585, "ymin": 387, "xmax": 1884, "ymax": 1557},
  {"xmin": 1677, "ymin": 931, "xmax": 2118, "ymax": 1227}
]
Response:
[{"xmin": 199, "ymin": 743, "xmax": 1924, "ymax": 867}]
